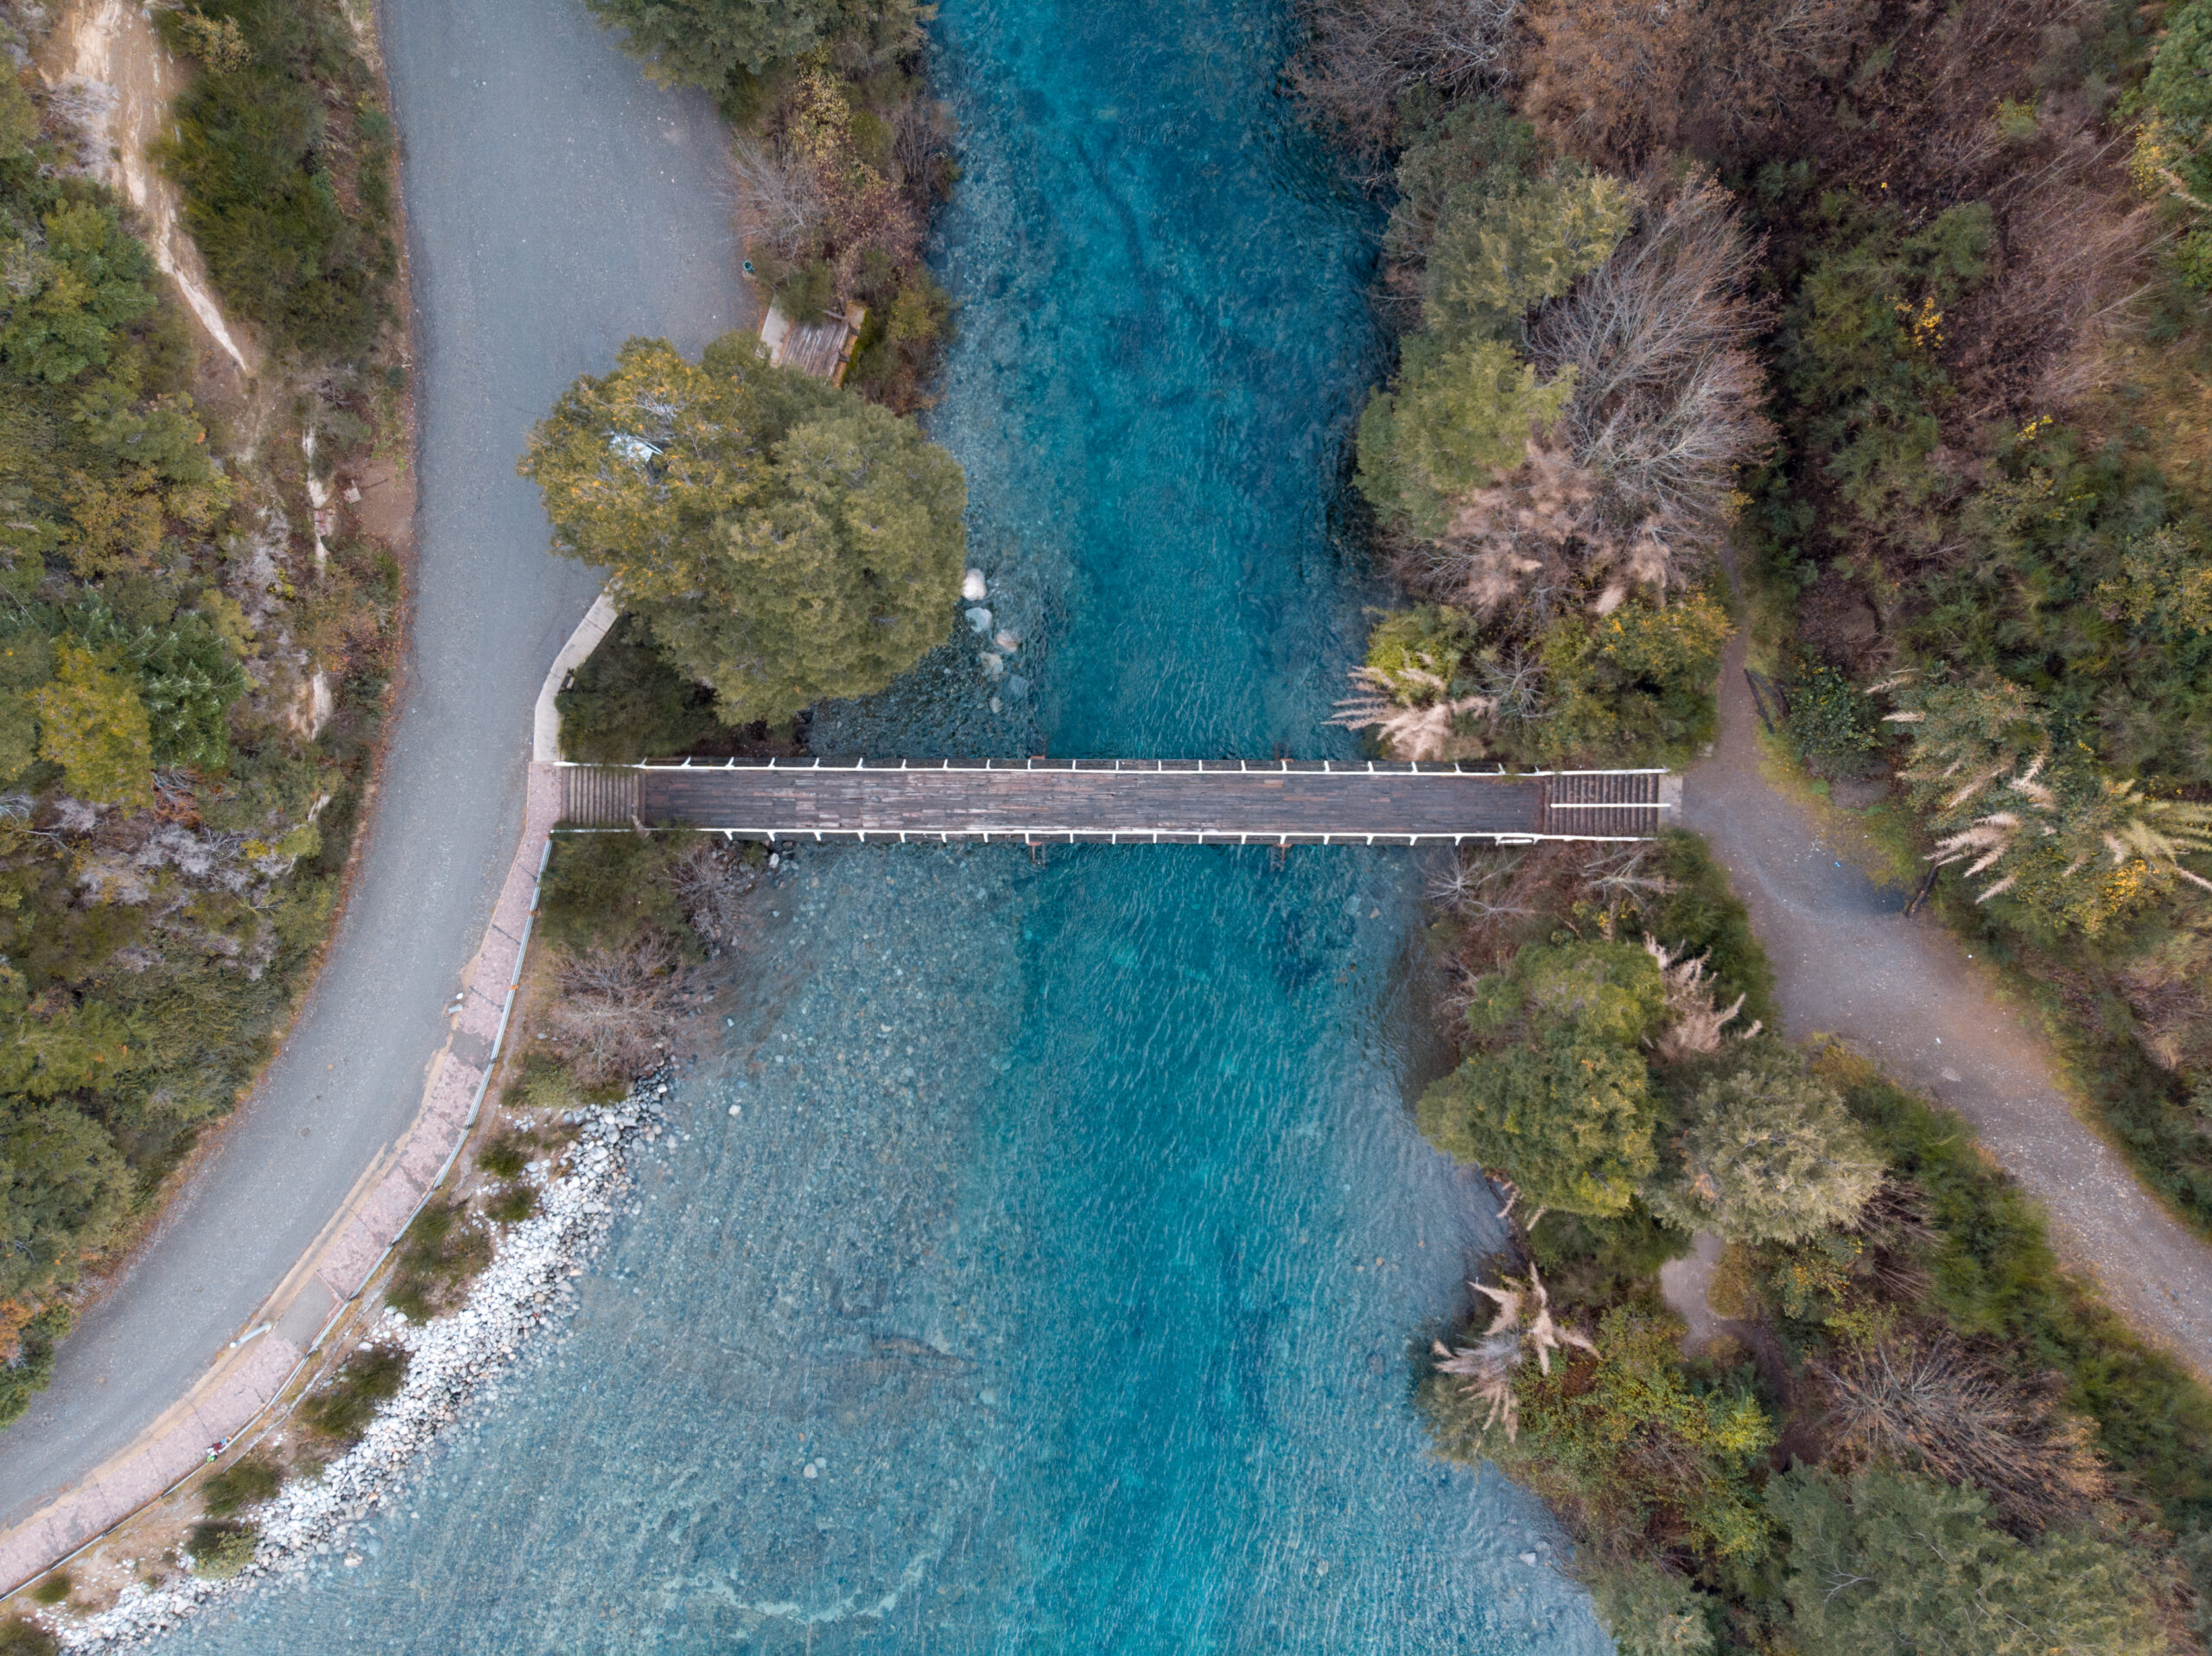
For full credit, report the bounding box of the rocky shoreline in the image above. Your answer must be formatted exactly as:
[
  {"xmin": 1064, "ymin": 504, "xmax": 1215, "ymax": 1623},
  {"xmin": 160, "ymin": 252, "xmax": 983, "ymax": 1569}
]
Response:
[{"xmin": 38, "ymin": 1081, "xmax": 674, "ymax": 1652}]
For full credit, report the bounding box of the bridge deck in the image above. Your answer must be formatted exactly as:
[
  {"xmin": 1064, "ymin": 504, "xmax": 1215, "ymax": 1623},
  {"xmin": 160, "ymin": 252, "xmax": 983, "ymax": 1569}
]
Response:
[{"xmin": 557, "ymin": 760, "xmax": 1675, "ymax": 844}]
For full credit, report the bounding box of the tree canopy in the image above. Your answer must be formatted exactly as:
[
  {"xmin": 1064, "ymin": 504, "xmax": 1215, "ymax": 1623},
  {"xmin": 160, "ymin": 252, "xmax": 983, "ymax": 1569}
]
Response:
[
  {"xmin": 1418, "ymin": 940, "xmax": 1668, "ymax": 1215},
  {"xmin": 1770, "ymin": 1468, "xmax": 2165, "ymax": 1656},
  {"xmin": 1643, "ymin": 1044, "xmax": 1881, "ymax": 1243},
  {"xmin": 521, "ymin": 333, "xmax": 967, "ymax": 728}
]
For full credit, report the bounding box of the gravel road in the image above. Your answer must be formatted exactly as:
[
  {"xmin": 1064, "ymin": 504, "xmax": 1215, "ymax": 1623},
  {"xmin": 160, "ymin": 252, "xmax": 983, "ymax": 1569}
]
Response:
[
  {"xmin": 1686, "ymin": 635, "xmax": 2212, "ymax": 1378},
  {"xmin": 0, "ymin": 0, "xmax": 747, "ymax": 1526}
]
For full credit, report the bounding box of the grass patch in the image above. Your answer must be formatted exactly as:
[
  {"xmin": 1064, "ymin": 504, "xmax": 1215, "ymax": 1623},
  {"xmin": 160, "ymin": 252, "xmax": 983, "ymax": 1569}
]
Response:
[
  {"xmin": 475, "ymin": 1130, "xmax": 533, "ymax": 1180},
  {"xmin": 484, "ymin": 1182, "xmax": 537, "ymax": 1225},
  {"xmin": 25, "ymin": 1574, "xmax": 67, "ymax": 1607},
  {"xmin": 384, "ymin": 1197, "xmax": 491, "ymax": 1323},
  {"xmin": 0, "ymin": 1617, "xmax": 58, "ymax": 1656},
  {"xmin": 201, "ymin": 1453, "xmax": 283, "ymax": 1518},
  {"xmin": 298, "ymin": 1342, "xmax": 408, "ymax": 1444}
]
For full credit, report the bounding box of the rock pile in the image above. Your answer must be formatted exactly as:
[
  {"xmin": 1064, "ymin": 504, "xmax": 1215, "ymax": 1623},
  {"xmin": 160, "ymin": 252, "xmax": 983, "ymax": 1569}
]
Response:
[{"xmin": 46, "ymin": 1081, "xmax": 670, "ymax": 1651}]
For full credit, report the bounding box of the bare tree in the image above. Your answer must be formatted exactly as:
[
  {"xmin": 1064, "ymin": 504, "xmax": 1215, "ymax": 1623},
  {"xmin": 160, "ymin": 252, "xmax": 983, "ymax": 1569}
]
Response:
[
  {"xmin": 543, "ymin": 942, "xmax": 683, "ymax": 1085},
  {"xmin": 1292, "ymin": 0, "xmax": 1518, "ymax": 157},
  {"xmin": 1815, "ymin": 1332, "xmax": 2110, "ymax": 1529},
  {"xmin": 730, "ymin": 135, "xmax": 827, "ymax": 264},
  {"xmin": 1407, "ymin": 175, "xmax": 1772, "ymax": 619},
  {"xmin": 664, "ymin": 839, "xmax": 759, "ymax": 949}
]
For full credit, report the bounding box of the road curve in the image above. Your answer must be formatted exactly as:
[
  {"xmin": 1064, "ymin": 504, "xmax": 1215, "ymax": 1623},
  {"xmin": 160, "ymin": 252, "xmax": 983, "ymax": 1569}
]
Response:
[
  {"xmin": 1685, "ymin": 636, "xmax": 2212, "ymax": 1379},
  {"xmin": 0, "ymin": 0, "xmax": 747, "ymax": 1527}
]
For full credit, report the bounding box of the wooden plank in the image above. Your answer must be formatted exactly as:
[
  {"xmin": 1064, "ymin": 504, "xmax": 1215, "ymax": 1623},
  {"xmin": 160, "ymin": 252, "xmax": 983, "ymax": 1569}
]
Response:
[
  {"xmin": 632, "ymin": 766, "xmax": 1548, "ymax": 838},
  {"xmin": 561, "ymin": 761, "xmax": 1669, "ymax": 841}
]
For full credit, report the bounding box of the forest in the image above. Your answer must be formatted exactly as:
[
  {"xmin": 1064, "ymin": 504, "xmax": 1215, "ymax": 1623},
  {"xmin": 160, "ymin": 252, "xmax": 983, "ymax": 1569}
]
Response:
[
  {"xmin": 1311, "ymin": 0, "xmax": 2212, "ymax": 1646},
  {"xmin": 0, "ymin": 0, "xmax": 402, "ymax": 1426}
]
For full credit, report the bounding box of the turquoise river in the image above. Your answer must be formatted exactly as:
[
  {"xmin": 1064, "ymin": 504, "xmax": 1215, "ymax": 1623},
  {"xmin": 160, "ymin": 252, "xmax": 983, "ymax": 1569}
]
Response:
[{"xmin": 177, "ymin": 0, "xmax": 1608, "ymax": 1647}]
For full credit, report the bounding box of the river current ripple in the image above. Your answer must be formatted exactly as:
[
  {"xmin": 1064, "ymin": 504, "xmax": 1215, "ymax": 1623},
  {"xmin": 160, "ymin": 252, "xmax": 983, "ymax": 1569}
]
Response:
[{"xmin": 172, "ymin": 0, "xmax": 1607, "ymax": 1647}]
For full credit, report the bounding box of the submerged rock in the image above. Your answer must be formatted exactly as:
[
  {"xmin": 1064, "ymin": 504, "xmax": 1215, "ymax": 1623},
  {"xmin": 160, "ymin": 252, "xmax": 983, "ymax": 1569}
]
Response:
[
  {"xmin": 965, "ymin": 606, "xmax": 993, "ymax": 634},
  {"xmin": 961, "ymin": 568, "xmax": 987, "ymax": 600}
]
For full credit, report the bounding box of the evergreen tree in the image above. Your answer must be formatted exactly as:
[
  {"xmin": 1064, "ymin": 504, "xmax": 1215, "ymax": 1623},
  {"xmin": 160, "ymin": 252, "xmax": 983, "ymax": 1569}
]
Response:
[
  {"xmin": 33, "ymin": 644, "xmax": 152, "ymax": 809},
  {"xmin": 1643, "ymin": 1043, "xmax": 1882, "ymax": 1244},
  {"xmin": 522, "ymin": 333, "xmax": 966, "ymax": 728},
  {"xmin": 1771, "ymin": 1467, "xmax": 2165, "ymax": 1656},
  {"xmin": 0, "ymin": 1094, "xmax": 130, "ymax": 1300}
]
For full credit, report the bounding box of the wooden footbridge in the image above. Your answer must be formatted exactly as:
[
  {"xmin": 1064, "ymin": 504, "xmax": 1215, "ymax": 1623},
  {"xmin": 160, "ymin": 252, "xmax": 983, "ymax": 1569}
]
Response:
[{"xmin": 554, "ymin": 759, "xmax": 1679, "ymax": 845}]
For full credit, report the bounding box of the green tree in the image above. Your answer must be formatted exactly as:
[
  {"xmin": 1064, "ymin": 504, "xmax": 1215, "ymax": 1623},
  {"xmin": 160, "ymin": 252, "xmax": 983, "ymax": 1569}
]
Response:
[
  {"xmin": 33, "ymin": 644, "xmax": 152, "ymax": 809},
  {"xmin": 523, "ymin": 334, "xmax": 966, "ymax": 727},
  {"xmin": 0, "ymin": 1101, "xmax": 131, "ymax": 1300},
  {"xmin": 1357, "ymin": 334, "xmax": 1577, "ymax": 536},
  {"xmin": 2138, "ymin": 1, "xmax": 2212, "ymax": 209},
  {"xmin": 1421, "ymin": 168, "xmax": 1636, "ymax": 340},
  {"xmin": 1418, "ymin": 941, "xmax": 1668, "ymax": 1215},
  {"xmin": 1643, "ymin": 1044, "xmax": 1883, "ymax": 1243},
  {"xmin": 1770, "ymin": 1466, "xmax": 2166, "ymax": 1656},
  {"xmin": 0, "ymin": 202, "xmax": 160, "ymax": 386},
  {"xmin": 1534, "ymin": 593, "xmax": 1732, "ymax": 765}
]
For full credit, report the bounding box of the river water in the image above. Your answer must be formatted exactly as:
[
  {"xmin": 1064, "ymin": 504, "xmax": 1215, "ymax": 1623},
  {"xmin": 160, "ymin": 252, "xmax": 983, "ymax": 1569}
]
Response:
[{"xmin": 172, "ymin": 0, "xmax": 1606, "ymax": 1647}]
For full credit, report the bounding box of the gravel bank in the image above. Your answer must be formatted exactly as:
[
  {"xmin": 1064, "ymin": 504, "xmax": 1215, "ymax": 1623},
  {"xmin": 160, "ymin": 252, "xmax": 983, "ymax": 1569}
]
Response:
[{"xmin": 39, "ymin": 1081, "xmax": 675, "ymax": 1652}]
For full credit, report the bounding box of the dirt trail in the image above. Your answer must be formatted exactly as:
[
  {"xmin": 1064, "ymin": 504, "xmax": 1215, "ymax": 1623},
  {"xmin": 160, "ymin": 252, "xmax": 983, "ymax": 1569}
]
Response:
[
  {"xmin": 1683, "ymin": 633, "xmax": 2212, "ymax": 1378},
  {"xmin": 36, "ymin": 0, "xmax": 257, "ymax": 379}
]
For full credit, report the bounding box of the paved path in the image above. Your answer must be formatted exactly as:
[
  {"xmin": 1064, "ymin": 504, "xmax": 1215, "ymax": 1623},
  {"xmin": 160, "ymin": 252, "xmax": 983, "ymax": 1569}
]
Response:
[
  {"xmin": 0, "ymin": 0, "xmax": 747, "ymax": 1542},
  {"xmin": 1685, "ymin": 637, "xmax": 2212, "ymax": 1377}
]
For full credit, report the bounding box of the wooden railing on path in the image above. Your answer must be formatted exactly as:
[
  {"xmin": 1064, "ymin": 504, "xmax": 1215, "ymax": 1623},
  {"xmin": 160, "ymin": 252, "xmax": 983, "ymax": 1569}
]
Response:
[{"xmin": 556, "ymin": 758, "xmax": 1681, "ymax": 845}]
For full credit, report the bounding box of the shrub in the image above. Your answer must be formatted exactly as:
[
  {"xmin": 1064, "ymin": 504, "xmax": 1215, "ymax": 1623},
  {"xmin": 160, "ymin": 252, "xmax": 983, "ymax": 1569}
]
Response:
[
  {"xmin": 1432, "ymin": 1307, "xmax": 1774, "ymax": 1559},
  {"xmin": 156, "ymin": 0, "xmax": 396, "ymax": 359},
  {"xmin": 475, "ymin": 1131, "xmax": 532, "ymax": 1180},
  {"xmin": 537, "ymin": 834, "xmax": 692, "ymax": 955},
  {"xmin": 543, "ymin": 942, "xmax": 683, "ymax": 1086},
  {"xmin": 183, "ymin": 1520, "xmax": 258, "ymax": 1580},
  {"xmin": 1780, "ymin": 659, "xmax": 1882, "ymax": 777},
  {"xmin": 0, "ymin": 1617, "xmax": 58, "ymax": 1656},
  {"xmin": 1583, "ymin": 1557, "xmax": 1716, "ymax": 1656},
  {"xmin": 1640, "ymin": 829, "xmax": 1778, "ymax": 1032},
  {"xmin": 299, "ymin": 1342, "xmax": 409, "ymax": 1442},
  {"xmin": 1827, "ymin": 1046, "xmax": 2212, "ymax": 1526},
  {"xmin": 201, "ymin": 1452, "xmax": 283, "ymax": 1517},
  {"xmin": 1643, "ymin": 1042, "xmax": 1882, "ymax": 1243},
  {"xmin": 503, "ymin": 1048, "xmax": 586, "ymax": 1112}
]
